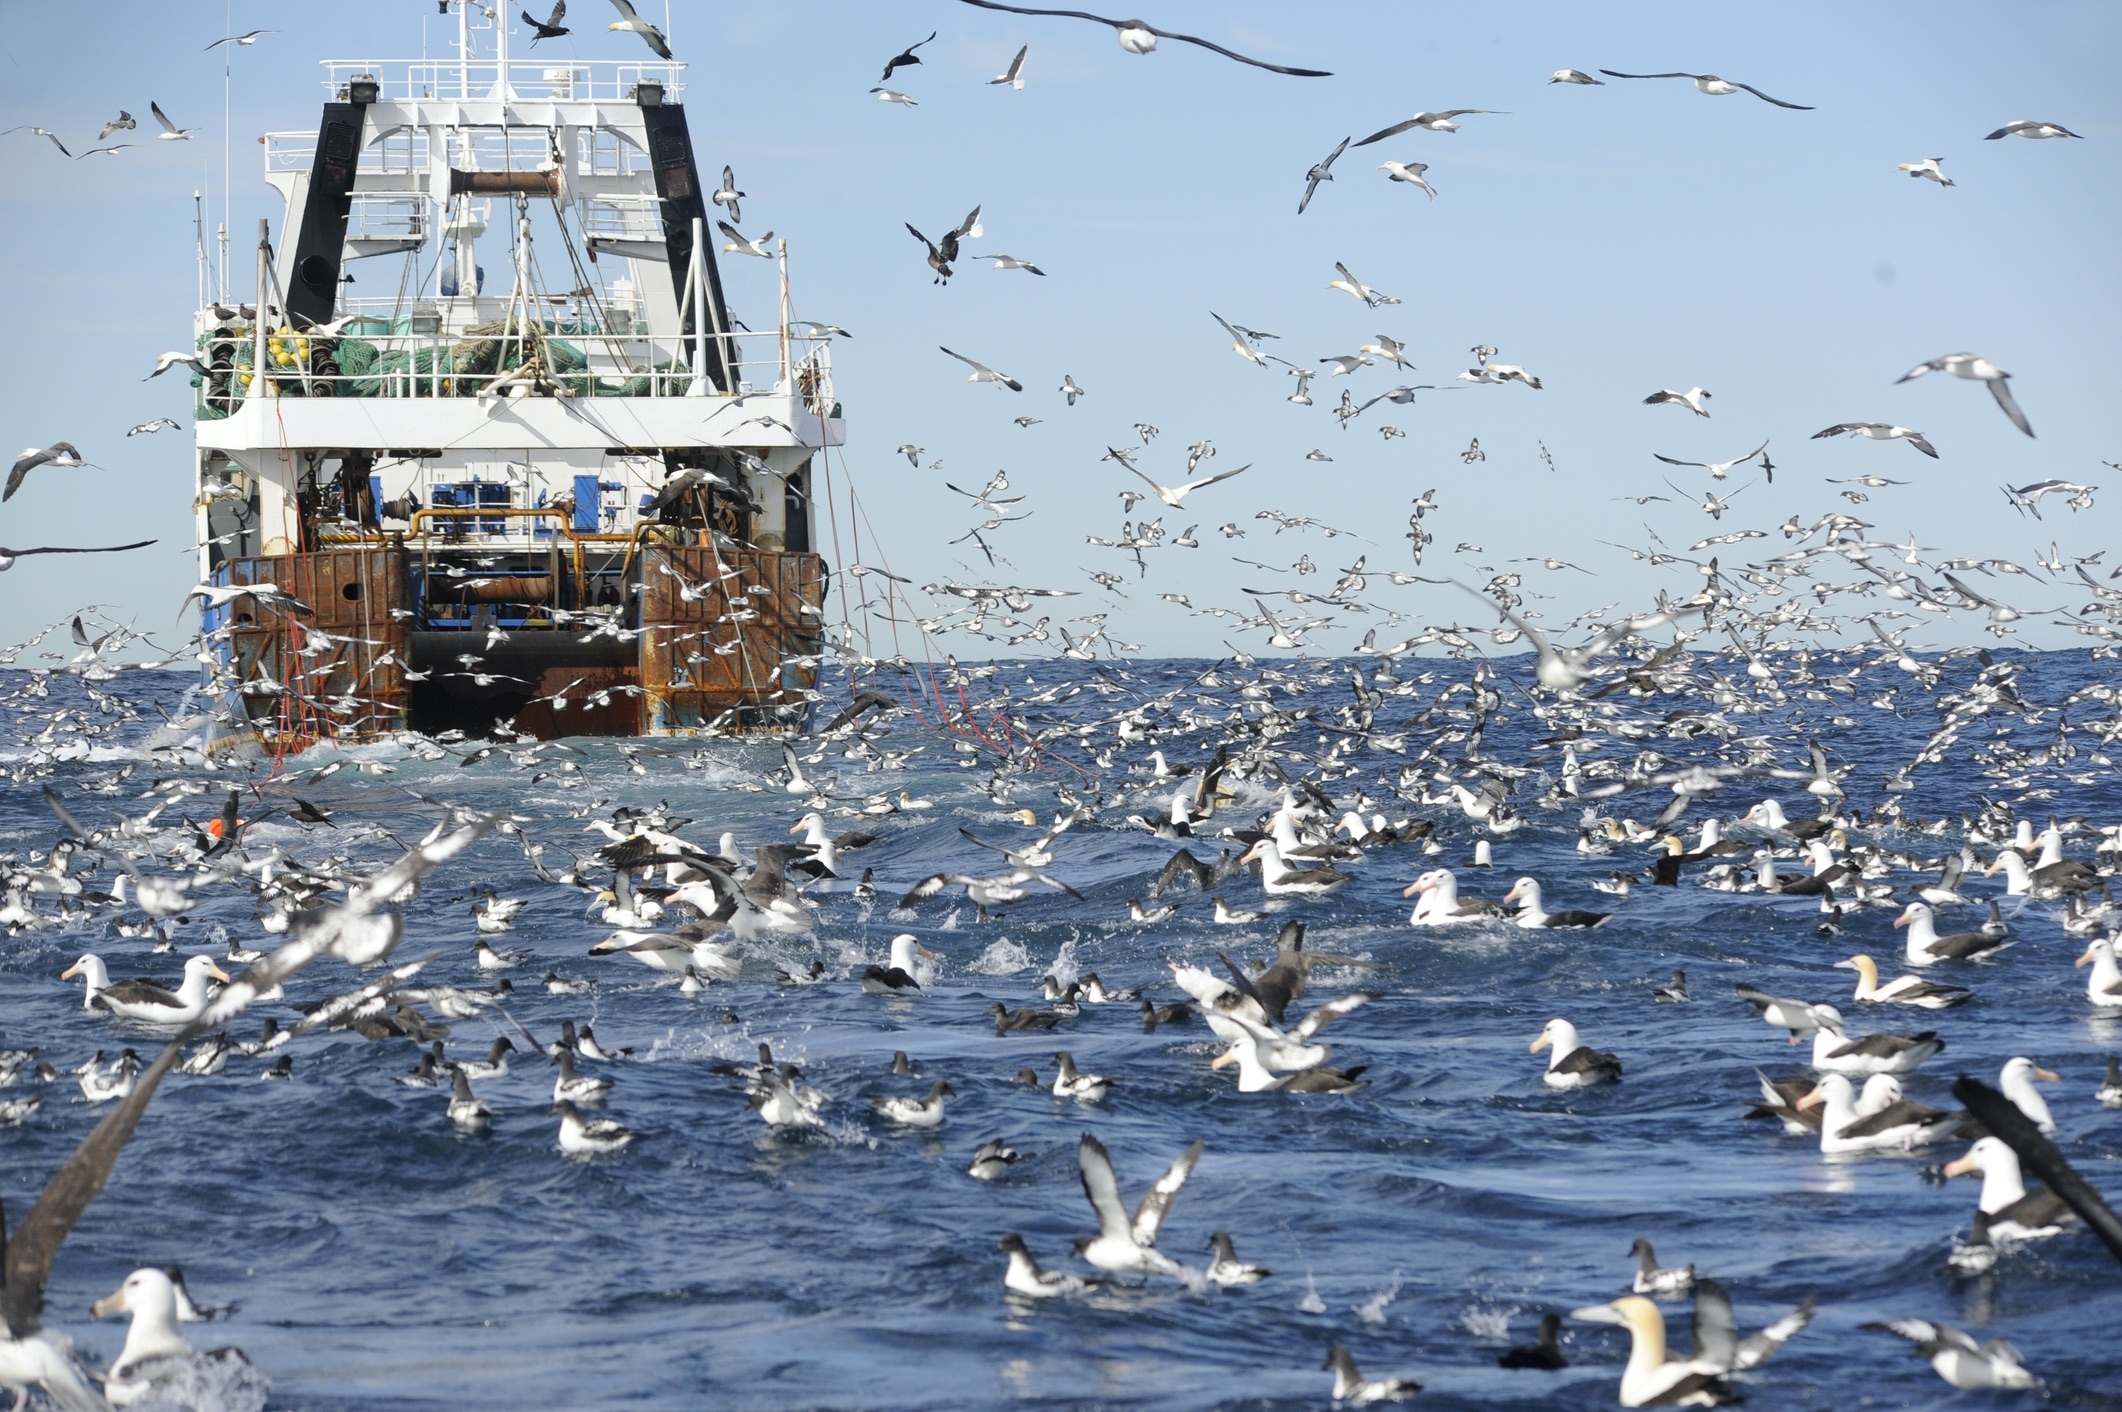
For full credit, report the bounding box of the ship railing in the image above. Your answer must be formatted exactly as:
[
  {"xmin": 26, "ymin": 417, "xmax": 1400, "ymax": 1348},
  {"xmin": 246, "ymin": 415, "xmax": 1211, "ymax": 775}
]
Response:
[
  {"xmin": 193, "ymin": 323, "xmax": 835, "ymax": 412},
  {"xmin": 319, "ymin": 58, "xmax": 684, "ymax": 104}
]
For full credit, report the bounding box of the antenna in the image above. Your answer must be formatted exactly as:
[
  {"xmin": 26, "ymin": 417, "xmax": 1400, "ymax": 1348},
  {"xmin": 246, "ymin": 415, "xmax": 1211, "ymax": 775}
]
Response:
[{"xmin": 194, "ymin": 189, "xmax": 207, "ymax": 309}]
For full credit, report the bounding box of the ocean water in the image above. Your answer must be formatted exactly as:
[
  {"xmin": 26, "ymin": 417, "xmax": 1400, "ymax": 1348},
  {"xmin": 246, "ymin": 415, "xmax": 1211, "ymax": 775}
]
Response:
[{"xmin": 2, "ymin": 652, "xmax": 2118, "ymax": 1410}]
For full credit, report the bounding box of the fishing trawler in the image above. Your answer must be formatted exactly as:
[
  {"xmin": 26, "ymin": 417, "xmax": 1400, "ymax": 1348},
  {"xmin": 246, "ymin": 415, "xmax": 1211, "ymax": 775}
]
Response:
[{"xmin": 192, "ymin": 7, "xmax": 838, "ymax": 746}]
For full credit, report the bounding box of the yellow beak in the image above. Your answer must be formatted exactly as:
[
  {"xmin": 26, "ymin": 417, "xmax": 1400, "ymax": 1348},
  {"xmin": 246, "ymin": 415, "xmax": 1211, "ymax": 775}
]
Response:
[
  {"xmin": 209, "ymin": 963, "xmax": 232, "ymax": 983},
  {"xmin": 1941, "ymin": 1154, "xmax": 1977, "ymax": 1178},
  {"xmin": 90, "ymin": 1289, "xmax": 126, "ymax": 1319},
  {"xmin": 1528, "ymin": 1034, "xmax": 1550, "ymax": 1054}
]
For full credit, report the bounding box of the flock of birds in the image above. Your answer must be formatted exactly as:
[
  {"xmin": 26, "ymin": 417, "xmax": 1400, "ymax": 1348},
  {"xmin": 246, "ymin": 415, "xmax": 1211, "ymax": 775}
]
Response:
[{"xmin": 1, "ymin": 3, "xmax": 2116, "ymax": 1409}]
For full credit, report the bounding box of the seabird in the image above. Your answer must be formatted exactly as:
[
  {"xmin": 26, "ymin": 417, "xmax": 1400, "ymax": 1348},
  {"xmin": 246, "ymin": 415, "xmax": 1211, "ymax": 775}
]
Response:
[
  {"xmin": 1897, "ymin": 157, "xmax": 1953, "ymax": 186},
  {"xmin": 1940, "ymin": 1137, "xmax": 2074, "ymax": 1241},
  {"xmin": 2078, "ymin": 937, "xmax": 2122, "ymax": 1007},
  {"xmin": 2094, "ymin": 1055, "xmax": 2122, "ymax": 1108},
  {"xmin": 1597, "ymin": 71, "xmax": 1812, "ymax": 108},
  {"xmin": 1809, "ymin": 1005, "xmax": 1943, "ymax": 1076},
  {"xmin": 1629, "ymin": 1238, "xmax": 1693, "ymax": 1297},
  {"xmin": 204, "ymin": 28, "xmax": 275, "ymax": 50},
  {"xmin": 521, "ymin": 3, "xmax": 569, "ymax": 43},
  {"xmin": 555, "ymin": 1099, "xmax": 634, "ymax": 1154},
  {"xmin": 1652, "ymin": 971, "xmax": 1689, "ymax": 1003},
  {"xmin": 1500, "ymin": 1312, "xmax": 1569, "ymax": 1368},
  {"xmin": 997, "ymin": 1233, "xmax": 1103, "ymax": 1299},
  {"xmin": 1072, "ymin": 1132, "xmax": 1202, "ymax": 1276},
  {"xmin": 862, "ymin": 934, "xmax": 935, "ymax": 992},
  {"xmin": 1051, "ymin": 1052, "xmax": 1111, "ymax": 1101},
  {"xmin": 1862, "ymin": 1319, "xmax": 2036, "ymax": 1390},
  {"xmin": 1531, "ymin": 1018, "xmax": 1622, "ymax": 1088},
  {"xmin": 1810, "ymin": 421, "xmax": 1938, "ymax": 457},
  {"xmin": 709, "ymin": 165, "xmax": 743, "ymax": 223},
  {"xmin": 1378, "ymin": 160, "xmax": 1437, "ymax": 198},
  {"xmin": 990, "ymin": 44, "xmax": 1030, "ymax": 86},
  {"xmin": 1984, "ymin": 118, "xmax": 2082, "ymax": 140},
  {"xmin": 1896, "ymin": 353, "xmax": 2033, "ymax": 437},
  {"xmin": 1403, "ymin": 868, "xmax": 1507, "ymax": 924},
  {"xmin": 552, "ymin": 1049, "xmax": 614, "ymax": 1104},
  {"xmin": 1354, "ymin": 109, "xmax": 1504, "ymax": 144},
  {"xmin": 1549, "ymin": 69, "xmax": 1604, "ymax": 84},
  {"xmin": 148, "ymin": 101, "xmax": 195, "ymax": 140},
  {"xmin": 879, "ymin": 30, "xmax": 936, "ymax": 82},
  {"xmin": 1654, "ymin": 438, "xmax": 1768, "ymax": 479},
  {"xmin": 1571, "ymin": 1283, "xmax": 1812, "ymax": 1408},
  {"xmin": 953, "ymin": 1, "xmax": 1330, "ymax": 76},
  {"xmin": 7, "ymin": 442, "xmax": 88, "ymax": 501},
  {"xmin": 717, "ymin": 221, "xmax": 774, "ymax": 259},
  {"xmin": 1995, "ymin": 1056, "xmax": 2060, "ymax": 1134},
  {"xmin": 869, "ymin": 1079, "xmax": 954, "ymax": 1127},
  {"xmin": 1503, "ymin": 877, "xmax": 1611, "ymax": 928},
  {"xmin": 448, "ymin": 1070, "xmax": 493, "ymax": 1130},
  {"xmin": 605, "ymin": 0, "xmax": 673, "ymax": 58},
  {"xmin": 1298, "ymin": 137, "xmax": 1349, "ymax": 214},
  {"xmin": 63, "ymin": 953, "xmax": 229, "ymax": 1026},
  {"xmin": 1892, "ymin": 902, "xmax": 2009, "ymax": 965},
  {"xmin": 1322, "ymin": 1346, "xmax": 1420, "ymax": 1404},
  {"xmin": 1643, "ymin": 387, "xmax": 1712, "ymax": 417},
  {"xmin": 938, "ymin": 346, "xmax": 1024, "ymax": 393},
  {"xmin": 1796, "ymin": 1073, "xmax": 1960, "ymax": 1153},
  {"xmin": 1206, "ymin": 1230, "xmax": 1269, "ymax": 1286},
  {"xmin": 91, "ymin": 1267, "xmax": 252, "ymax": 1407},
  {"xmin": 969, "ymin": 1139, "xmax": 1029, "ymax": 1180},
  {"xmin": 1833, "ymin": 953, "xmax": 1972, "ymax": 1008},
  {"xmin": 991, "ymin": 1002, "xmax": 1063, "ymax": 1033},
  {"xmin": 1126, "ymin": 461, "xmax": 1250, "ymax": 509}
]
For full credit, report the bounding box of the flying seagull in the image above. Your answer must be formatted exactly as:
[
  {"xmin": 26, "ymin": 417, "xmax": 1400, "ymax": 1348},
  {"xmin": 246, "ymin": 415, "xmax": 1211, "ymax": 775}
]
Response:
[
  {"xmin": 98, "ymin": 112, "xmax": 136, "ymax": 141},
  {"xmin": 990, "ymin": 44, "xmax": 1030, "ymax": 87},
  {"xmin": 522, "ymin": 3, "xmax": 569, "ymax": 43},
  {"xmin": 1354, "ymin": 109, "xmax": 1505, "ymax": 145},
  {"xmin": 606, "ymin": 0, "xmax": 673, "ymax": 59},
  {"xmin": 1897, "ymin": 353, "xmax": 2033, "ymax": 438},
  {"xmin": 953, "ymin": 0, "xmax": 1330, "ymax": 76},
  {"xmin": 7, "ymin": 443, "xmax": 88, "ymax": 501},
  {"xmin": 871, "ymin": 88, "xmax": 919, "ymax": 105},
  {"xmin": 1598, "ymin": 71, "xmax": 1812, "ymax": 109},
  {"xmin": 1298, "ymin": 136, "xmax": 1350, "ymax": 214},
  {"xmin": 1812, "ymin": 423, "xmax": 1938, "ymax": 458},
  {"xmin": 1549, "ymin": 69, "xmax": 1603, "ymax": 85},
  {"xmin": 0, "ymin": 540, "xmax": 155, "ymax": 573},
  {"xmin": 204, "ymin": 29, "xmax": 275, "ymax": 51},
  {"xmin": 3, "ymin": 126, "xmax": 73, "ymax": 158},
  {"xmin": 881, "ymin": 31, "xmax": 937, "ymax": 82},
  {"xmin": 1984, "ymin": 119, "xmax": 2082, "ymax": 140},
  {"xmin": 941, "ymin": 347, "xmax": 1024, "ymax": 391},
  {"xmin": 127, "ymin": 418, "xmax": 182, "ymax": 437},
  {"xmin": 973, "ymin": 252, "xmax": 1045, "ymax": 275},
  {"xmin": 149, "ymin": 101, "xmax": 195, "ymax": 140}
]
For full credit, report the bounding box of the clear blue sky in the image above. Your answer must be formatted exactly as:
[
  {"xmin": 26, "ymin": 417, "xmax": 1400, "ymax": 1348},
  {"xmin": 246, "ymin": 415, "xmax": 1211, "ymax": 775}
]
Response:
[{"xmin": 1, "ymin": 2, "xmax": 2113, "ymax": 658}]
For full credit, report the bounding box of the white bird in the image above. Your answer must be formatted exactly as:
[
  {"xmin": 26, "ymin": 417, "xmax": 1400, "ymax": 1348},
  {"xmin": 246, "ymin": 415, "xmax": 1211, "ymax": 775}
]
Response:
[
  {"xmin": 1355, "ymin": 109, "xmax": 1504, "ymax": 143},
  {"xmin": 869, "ymin": 87, "xmax": 919, "ymax": 105},
  {"xmin": 1549, "ymin": 69, "xmax": 1604, "ymax": 84},
  {"xmin": 555, "ymin": 1098, "xmax": 634, "ymax": 1153},
  {"xmin": 1051, "ymin": 1051, "xmax": 1111, "ymax": 1101},
  {"xmin": 204, "ymin": 29, "xmax": 275, "ymax": 51},
  {"xmin": 953, "ymin": 1, "xmax": 1331, "ymax": 77},
  {"xmin": 716, "ymin": 220, "xmax": 774, "ymax": 258},
  {"xmin": 1377, "ymin": 160, "xmax": 1437, "ymax": 198},
  {"xmin": 990, "ymin": 44, "xmax": 1029, "ymax": 86},
  {"xmin": 1530, "ymin": 1017, "xmax": 1623, "ymax": 1087},
  {"xmin": 148, "ymin": 102, "xmax": 195, "ymax": 140},
  {"xmin": 996, "ymin": 1233, "xmax": 1100, "ymax": 1297},
  {"xmin": 940, "ymin": 346, "xmax": 1023, "ymax": 391},
  {"xmin": 1654, "ymin": 438, "xmax": 1767, "ymax": 479},
  {"xmin": 710, "ymin": 165, "xmax": 744, "ymax": 223},
  {"xmin": 127, "ymin": 417, "xmax": 181, "ymax": 437},
  {"xmin": 1984, "ymin": 118, "xmax": 2082, "ymax": 140},
  {"xmin": 3, "ymin": 124, "xmax": 73, "ymax": 157},
  {"xmin": 1323, "ymin": 1345, "xmax": 1421, "ymax": 1404},
  {"xmin": 1060, "ymin": 374, "xmax": 1084, "ymax": 404},
  {"xmin": 869, "ymin": 1078, "xmax": 954, "ymax": 1127},
  {"xmin": 1126, "ymin": 461, "xmax": 1249, "ymax": 508},
  {"xmin": 1644, "ymin": 387, "xmax": 1712, "ymax": 417},
  {"xmin": 1598, "ymin": 70, "xmax": 1812, "ymax": 108},
  {"xmin": 1811, "ymin": 422, "xmax": 1938, "ymax": 458},
  {"xmin": 1572, "ymin": 1286, "xmax": 1812, "ymax": 1408},
  {"xmin": 91, "ymin": 1267, "xmax": 233, "ymax": 1407},
  {"xmin": 1072, "ymin": 1132, "xmax": 1202, "ymax": 1275},
  {"xmin": 1862, "ymin": 1319, "xmax": 2036, "ymax": 1390},
  {"xmin": 1898, "ymin": 157, "xmax": 1953, "ymax": 186},
  {"xmin": 605, "ymin": 0, "xmax": 673, "ymax": 58},
  {"xmin": 145, "ymin": 351, "xmax": 207, "ymax": 381},
  {"xmin": 1897, "ymin": 353, "xmax": 2033, "ymax": 437},
  {"xmin": 1329, "ymin": 261, "xmax": 1399, "ymax": 307},
  {"xmin": 973, "ymin": 252, "xmax": 1045, "ymax": 275}
]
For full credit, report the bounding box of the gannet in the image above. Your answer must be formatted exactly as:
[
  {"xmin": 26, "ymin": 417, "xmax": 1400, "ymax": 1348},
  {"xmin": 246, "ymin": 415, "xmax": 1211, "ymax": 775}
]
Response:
[
  {"xmin": 1896, "ymin": 353, "xmax": 2033, "ymax": 437},
  {"xmin": 1896, "ymin": 157, "xmax": 1953, "ymax": 186},
  {"xmin": 1572, "ymin": 1283, "xmax": 1812, "ymax": 1407},
  {"xmin": 1643, "ymin": 387, "xmax": 1712, "ymax": 417},
  {"xmin": 1377, "ymin": 160, "xmax": 1437, "ymax": 198},
  {"xmin": 1833, "ymin": 953, "xmax": 1972, "ymax": 1008}
]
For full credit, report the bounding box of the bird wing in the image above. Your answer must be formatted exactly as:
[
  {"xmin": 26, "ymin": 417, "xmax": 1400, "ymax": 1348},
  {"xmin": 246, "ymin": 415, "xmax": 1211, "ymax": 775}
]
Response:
[
  {"xmin": 0, "ymin": 541, "xmax": 154, "ymax": 558},
  {"xmin": 1077, "ymin": 1133, "xmax": 1134, "ymax": 1241},
  {"xmin": 1317, "ymin": 135, "xmax": 1350, "ymax": 170},
  {"xmin": 897, "ymin": 873, "xmax": 964, "ymax": 906},
  {"xmin": 1177, "ymin": 464, "xmax": 1250, "ymax": 495},
  {"xmin": 1733, "ymin": 1298, "xmax": 1814, "ymax": 1369},
  {"xmin": 1810, "ymin": 424, "xmax": 1857, "ymax": 439},
  {"xmin": 1652, "ymin": 453, "xmax": 1706, "ymax": 468},
  {"xmin": 550, "ymin": 1, "xmax": 568, "ymax": 25},
  {"xmin": 951, "ymin": 204, "xmax": 983, "ymax": 240},
  {"xmin": 1688, "ymin": 1277, "xmax": 1739, "ymax": 1367},
  {"xmin": 1599, "ymin": 70, "xmax": 1699, "ymax": 80},
  {"xmin": 5, "ymin": 450, "xmax": 52, "ymax": 502},
  {"xmin": 150, "ymin": 101, "xmax": 180, "ymax": 134},
  {"xmin": 1143, "ymin": 21, "xmax": 1331, "ymax": 74},
  {"xmin": 1003, "ymin": 44, "xmax": 1027, "ymax": 78},
  {"xmin": 939, "ymin": 346, "xmax": 991, "ymax": 375},
  {"xmin": 1352, "ymin": 118, "xmax": 1421, "ymax": 147},
  {"xmin": 1129, "ymin": 1139, "xmax": 1204, "ymax": 1245},
  {"xmin": 1732, "ymin": 82, "xmax": 1812, "ymax": 110},
  {"xmin": 1904, "ymin": 432, "xmax": 1939, "ymax": 458},
  {"xmin": 1861, "ymin": 1318, "xmax": 1972, "ymax": 1352},
  {"xmin": 608, "ymin": 0, "xmax": 642, "ymax": 19},
  {"xmin": 1290, "ymin": 990, "xmax": 1374, "ymax": 1041},
  {"xmin": 1987, "ymin": 377, "xmax": 2034, "ymax": 437}
]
